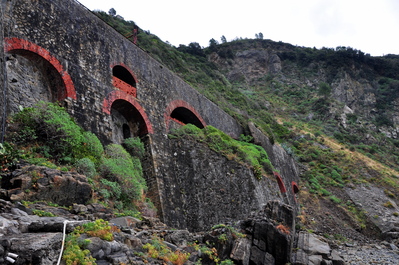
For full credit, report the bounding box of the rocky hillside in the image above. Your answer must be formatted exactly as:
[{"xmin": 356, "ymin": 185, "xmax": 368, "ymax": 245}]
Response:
[
  {"xmin": 1, "ymin": 8, "xmax": 399, "ymax": 265},
  {"xmin": 94, "ymin": 8, "xmax": 399, "ymax": 249}
]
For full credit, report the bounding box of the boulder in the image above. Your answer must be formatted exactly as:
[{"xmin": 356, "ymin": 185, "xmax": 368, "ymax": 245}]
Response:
[
  {"xmin": 2, "ymin": 164, "xmax": 92, "ymax": 206},
  {"xmin": 8, "ymin": 232, "xmax": 62, "ymax": 264}
]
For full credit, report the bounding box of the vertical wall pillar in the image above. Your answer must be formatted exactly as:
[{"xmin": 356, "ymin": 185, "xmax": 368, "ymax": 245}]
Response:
[{"xmin": 0, "ymin": 2, "xmax": 6, "ymax": 142}]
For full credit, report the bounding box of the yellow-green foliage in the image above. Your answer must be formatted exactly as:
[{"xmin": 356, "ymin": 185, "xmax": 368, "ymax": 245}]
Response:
[
  {"xmin": 169, "ymin": 124, "xmax": 273, "ymax": 178},
  {"xmin": 63, "ymin": 219, "xmax": 114, "ymax": 265},
  {"xmin": 143, "ymin": 236, "xmax": 190, "ymax": 265}
]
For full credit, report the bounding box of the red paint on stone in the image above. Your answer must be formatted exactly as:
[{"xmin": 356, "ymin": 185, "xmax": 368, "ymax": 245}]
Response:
[
  {"xmin": 102, "ymin": 90, "xmax": 153, "ymax": 134},
  {"xmin": 4, "ymin": 37, "xmax": 77, "ymax": 100},
  {"xmin": 274, "ymin": 171, "xmax": 287, "ymax": 193},
  {"xmin": 110, "ymin": 62, "xmax": 139, "ymax": 83},
  {"xmin": 291, "ymin": 181, "xmax": 299, "ymax": 202},
  {"xmin": 112, "ymin": 76, "xmax": 137, "ymax": 97},
  {"xmin": 164, "ymin": 99, "xmax": 206, "ymax": 132}
]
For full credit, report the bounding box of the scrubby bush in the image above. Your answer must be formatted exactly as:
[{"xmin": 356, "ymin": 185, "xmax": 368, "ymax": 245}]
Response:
[
  {"xmin": 99, "ymin": 144, "xmax": 147, "ymax": 205},
  {"xmin": 169, "ymin": 124, "xmax": 274, "ymax": 177},
  {"xmin": 75, "ymin": 158, "xmax": 97, "ymax": 179},
  {"xmin": 123, "ymin": 137, "xmax": 145, "ymax": 159},
  {"xmin": 8, "ymin": 102, "xmax": 103, "ymax": 164}
]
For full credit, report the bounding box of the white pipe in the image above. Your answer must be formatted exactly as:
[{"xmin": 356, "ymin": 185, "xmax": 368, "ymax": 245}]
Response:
[
  {"xmin": 56, "ymin": 220, "xmax": 68, "ymax": 265},
  {"xmin": 56, "ymin": 220, "xmax": 90, "ymax": 265},
  {"xmin": 7, "ymin": 253, "xmax": 18, "ymax": 259},
  {"xmin": 6, "ymin": 256, "xmax": 16, "ymax": 263}
]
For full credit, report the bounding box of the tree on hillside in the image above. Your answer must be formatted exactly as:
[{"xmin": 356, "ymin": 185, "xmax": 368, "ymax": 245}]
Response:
[
  {"xmin": 108, "ymin": 8, "xmax": 116, "ymax": 16},
  {"xmin": 255, "ymin": 32, "xmax": 264, "ymax": 39},
  {"xmin": 221, "ymin": 35, "xmax": 227, "ymax": 43}
]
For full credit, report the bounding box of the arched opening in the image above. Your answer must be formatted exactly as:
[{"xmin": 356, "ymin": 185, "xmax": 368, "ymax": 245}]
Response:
[
  {"xmin": 164, "ymin": 100, "xmax": 206, "ymax": 132},
  {"xmin": 123, "ymin": 124, "xmax": 131, "ymax": 139},
  {"xmin": 292, "ymin": 181, "xmax": 299, "ymax": 194},
  {"xmin": 112, "ymin": 65, "xmax": 136, "ymax": 87},
  {"xmin": 6, "ymin": 51, "xmax": 63, "ymax": 107},
  {"xmin": 4, "ymin": 38, "xmax": 76, "ymax": 109},
  {"xmin": 112, "ymin": 65, "xmax": 137, "ymax": 97},
  {"xmin": 274, "ymin": 171, "xmax": 287, "ymax": 193},
  {"xmin": 110, "ymin": 99, "xmax": 150, "ymax": 144},
  {"xmin": 171, "ymin": 107, "xmax": 205, "ymax": 129}
]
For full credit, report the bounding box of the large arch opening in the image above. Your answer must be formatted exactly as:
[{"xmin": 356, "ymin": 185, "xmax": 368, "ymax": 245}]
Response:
[
  {"xmin": 112, "ymin": 65, "xmax": 137, "ymax": 97},
  {"xmin": 103, "ymin": 91, "xmax": 153, "ymax": 144},
  {"xmin": 6, "ymin": 51, "xmax": 63, "ymax": 110},
  {"xmin": 164, "ymin": 100, "xmax": 206, "ymax": 132},
  {"xmin": 112, "ymin": 65, "xmax": 136, "ymax": 87},
  {"xmin": 110, "ymin": 99, "xmax": 149, "ymax": 143},
  {"xmin": 4, "ymin": 38, "xmax": 76, "ymax": 114},
  {"xmin": 4, "ymin": 38, "xmax": 76, "ymax": 109},
  {"xmin": 170, "ymin": 107, "xmax": 205, "ymax": 129}
]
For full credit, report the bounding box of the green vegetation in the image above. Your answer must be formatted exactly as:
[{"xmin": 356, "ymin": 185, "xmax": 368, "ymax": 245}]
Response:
[
  {"xmin": 169, "ymin": 124, "xmax": 273, "ymax": 179},
  {"xmin": 63, "ymin": 219, "xmax": 115, "ymax": 265},
  {"xmin": 2, "ymin": 102, "xmax": 148, "ymax": 214},
  {"xmin": 142, "ymin": 236, "xmax": 190, "ymax": 265}
]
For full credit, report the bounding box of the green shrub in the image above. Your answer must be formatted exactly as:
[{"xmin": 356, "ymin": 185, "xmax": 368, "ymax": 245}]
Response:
[
  {"xmin": 99, "ymin": 144, "xmax": 147, "ymax": 204},
  {"xmin": 9, "ymin": 102, "xmax": 103, "ymax": 164},
  {"xmin": 170, "ymin": 125, "xmax": 274, "ymax": 177},
  {"xmin": 75, "ymin": 158, "xmax": 97, "ymax": 179},
  {"xmin": 123, "ymin": 137, "xmax": 145, "ymax": 159}
]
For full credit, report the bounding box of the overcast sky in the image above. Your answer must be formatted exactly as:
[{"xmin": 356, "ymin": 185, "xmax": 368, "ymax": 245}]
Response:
[{"xmin": 78, "ymin": 0, "xmax": 399, "ymax": 56}]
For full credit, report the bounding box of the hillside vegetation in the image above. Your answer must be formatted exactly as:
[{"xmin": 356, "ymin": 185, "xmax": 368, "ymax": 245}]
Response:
[{"xmin": 92, "ymin": 10, "xmax": 399, "ymax": 240}]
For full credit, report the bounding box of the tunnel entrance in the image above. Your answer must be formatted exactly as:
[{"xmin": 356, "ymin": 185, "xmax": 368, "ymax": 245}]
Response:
[
  {"xmin": 110, "ymin": 99, "xmax": 149, "ymax": 144},
  {"xmin": 170, "ymin": 107, "xmax": 205, "ymax": 129}
]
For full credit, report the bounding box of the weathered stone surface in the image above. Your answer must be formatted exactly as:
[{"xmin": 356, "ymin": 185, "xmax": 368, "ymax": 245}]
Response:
[
  {"xmin": 242, "ymin": 201, "xmax": 295, "ymax": 265},
  {"xmin": 109, "ymin": 216, "xmax": 141, "ymax": 229},
  {"xmin": 161, "ymin": 137, "xmax": 285, "ymax": 231},
  {"xmin": 298, "ymin": 232, "xmax": 331, "ymax": 256},
  {"xmin": 230, "ymin": 237, "xmax": 251, "ymax": 265},
  {"xmin": 2, "ymin": 164, "xmax": 92, "ymax": 206},
  {"xmin": 8, "ymin": 233, "xmax": 62, "ymax": 265}
]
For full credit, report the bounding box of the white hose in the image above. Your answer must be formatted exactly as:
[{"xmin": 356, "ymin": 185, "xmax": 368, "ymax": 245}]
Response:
[
  {"xmin": 56, "ymin": 220, "xmax": 89, "ymax": 265},
  {"xmin": 56, "ymin": 220, "xmax": 69, "ymax": 265}
]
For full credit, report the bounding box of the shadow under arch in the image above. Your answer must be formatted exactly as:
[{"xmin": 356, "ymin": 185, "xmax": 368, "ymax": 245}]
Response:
[
  {"xmin": 103, "ymin": 91, "xmax": 153, "ymax": 142},
  {"xmin": 164, "ymin": 100, "xmax": 206, "ymax": 132},
  {"xmin": 5, "ymin": 37, "xmax": 76, "ymax": 101},
  {"xmin": 111, "ymin": 63, "xmax": 138, "ymax": 97}
]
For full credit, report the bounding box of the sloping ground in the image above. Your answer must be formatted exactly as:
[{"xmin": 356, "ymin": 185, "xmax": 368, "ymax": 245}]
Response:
[{"xmin": 297, "ymin": 133, "xmax": 399, "ymax": 243}]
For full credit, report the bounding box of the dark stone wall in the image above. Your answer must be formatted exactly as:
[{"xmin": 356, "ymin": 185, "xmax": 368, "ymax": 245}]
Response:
[
  {"xmin": 1, "ymin": 0, "xmax": 242, "ymax": 141},
  {"xmin": 0, "ymin": 1, "xmax": 6, "ymax": 142},
  {"xmin": 0, "ymin": 0, "xmax": 300, "ymax": 230},
  {"xmin": 160, "ymin": 137, "xmax": 283, "ymax": 231}
]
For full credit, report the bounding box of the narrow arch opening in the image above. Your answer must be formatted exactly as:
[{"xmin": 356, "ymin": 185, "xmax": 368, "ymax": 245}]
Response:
[
  {"xmin": 110, "ymin": 99, "xmax": 148, "ymax": 143},
  {"xmin": 171, "ymin": 107, "xmax": 205, "ymax": 129},
  {"xmin": 112, "ymin": 65, "xmax": 136, "ymax": 87},
  {"xmin": 292, "ymin": 181, "xmax": 299, "ymax": 194}
]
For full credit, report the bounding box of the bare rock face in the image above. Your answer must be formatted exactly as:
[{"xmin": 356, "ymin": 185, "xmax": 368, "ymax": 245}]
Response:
[
  {"xmin": 209, "ymin": 49, "xmax": 282, "ymax": 83},
  {"xmin": 1, "ymin": 163, "xmax": 92, "ymax": 206}
]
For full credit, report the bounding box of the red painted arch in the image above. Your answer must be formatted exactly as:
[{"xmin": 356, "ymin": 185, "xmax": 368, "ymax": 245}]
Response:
[
  {"xmin": 292, "ymin": 181, "xmax": 299, "ymax": 194},
  {"xmin": 164, "ymin": 99, "xmax": 206, "ymax": 131},
  {"xmin": 110, "ymin": 62, "xmax": 138, "ymax": 84},
  {"xmin": 274, "ymin": 171, "xmax": 287, "ymax": 193},
  {"xmin": 4, "ymin": 37, "xmax": 77, "ymax": 100},
  {"xmin": 102, "ymin": 90, "xmax": 154, "ymax": 134}
]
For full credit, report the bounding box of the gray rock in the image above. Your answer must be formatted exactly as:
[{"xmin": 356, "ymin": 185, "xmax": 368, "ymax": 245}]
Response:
[
  {"xmin": 109, "ymin": 216, "xmax": 141, "ymax": 228},
  {"xmin": 230, "ymin": 237, "xmax": 251, "ymax": 265},
  {"xmin": 291, "ymin": 249, "xmax": 308, "ymax": 265},
  {"xmin": 309, "ymin": 255, "xmax": 323, "ymax": 265},
  {"xmin": 299, "ymin": 232, "xmax": 331, "ymax": 256},
  {"xmin": 330, "ymin": 249, "xmax": 345, "ymax": 265},
  {"xmin": 164, "ymin": 229, "xmax": 191, "ymax": 247},
  {"xmin": 8, "ymin": 233, "xmax": 62, "ymax": 264}
]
